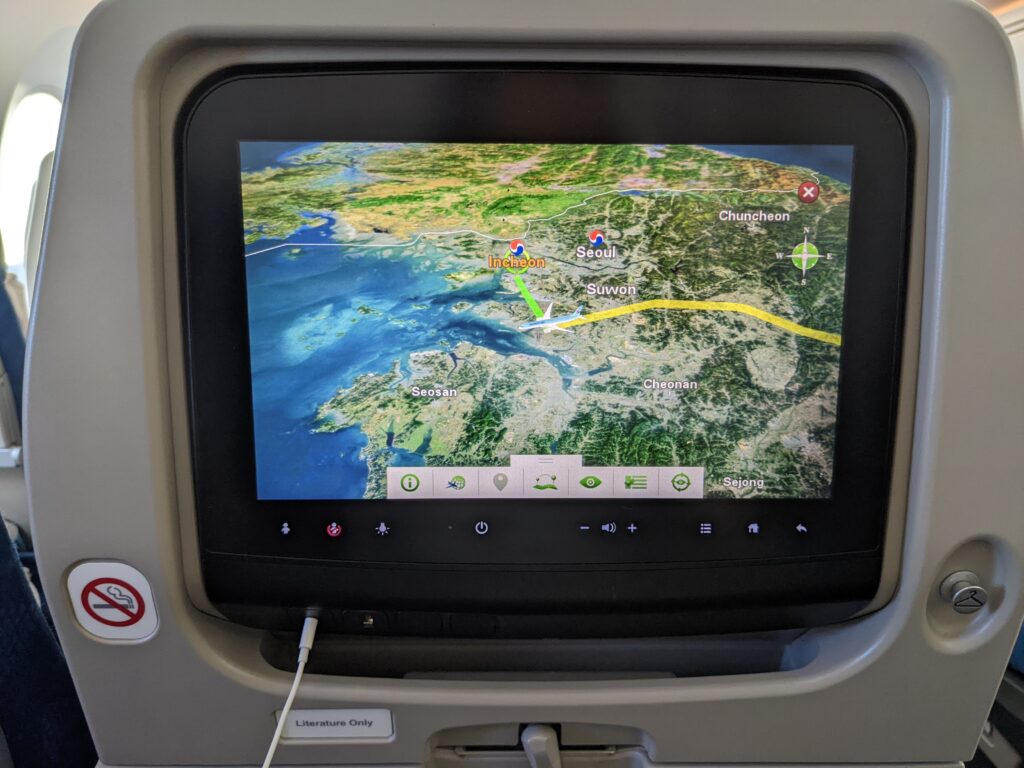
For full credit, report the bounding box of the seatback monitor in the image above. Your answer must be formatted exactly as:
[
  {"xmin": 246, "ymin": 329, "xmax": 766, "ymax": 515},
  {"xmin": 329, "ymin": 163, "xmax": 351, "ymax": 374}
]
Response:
[{"xmin": 180, "ymin": 67, "xmax": 910, "ymax": 635}]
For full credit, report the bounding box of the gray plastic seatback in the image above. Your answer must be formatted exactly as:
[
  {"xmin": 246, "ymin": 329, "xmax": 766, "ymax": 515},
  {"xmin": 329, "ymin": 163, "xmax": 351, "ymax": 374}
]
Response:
[{"xmin": 23, "ymin": 0, "xmax": 1024, "ymax": 766}]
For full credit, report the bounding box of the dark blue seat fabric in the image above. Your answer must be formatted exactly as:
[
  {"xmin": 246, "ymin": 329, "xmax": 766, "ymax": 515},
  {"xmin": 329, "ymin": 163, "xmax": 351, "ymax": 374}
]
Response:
[
  {"xmin": 1011, "ymin": 629, "xmax": 1024, "ymax": 676},
  {"xmin": 0, "ymin": 256, "xmax": 93, "ymax": 764},
  {"xmin": 0, "ymin": 522, "xmax": 96, "ymax": 767},
  {"xmin": 0, "ymin": 270, "xmax": 24, "ymax": 420}
]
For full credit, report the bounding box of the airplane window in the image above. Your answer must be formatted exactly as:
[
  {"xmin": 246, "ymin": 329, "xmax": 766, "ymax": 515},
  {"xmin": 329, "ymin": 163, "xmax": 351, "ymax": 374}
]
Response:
[
  {"xmin": 0, "ymin": 91, "xmax": 60, "ymax": 302},
  {"xmin": 984, "ymin": 2, "xmax": 1024, "ymax": 111}
]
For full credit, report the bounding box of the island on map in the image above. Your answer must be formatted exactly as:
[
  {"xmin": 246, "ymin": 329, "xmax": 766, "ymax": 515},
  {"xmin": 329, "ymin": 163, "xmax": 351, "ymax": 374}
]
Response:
[{"xmin": 240, "ymin": 142, "xmax": 852, "ymax": 500}]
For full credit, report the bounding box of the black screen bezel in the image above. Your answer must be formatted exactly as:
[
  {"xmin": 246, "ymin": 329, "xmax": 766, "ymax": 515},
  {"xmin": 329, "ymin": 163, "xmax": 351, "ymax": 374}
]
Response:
[{"xmin": 179, "ymin": 65, "xmax": 911, "ymax": 628}]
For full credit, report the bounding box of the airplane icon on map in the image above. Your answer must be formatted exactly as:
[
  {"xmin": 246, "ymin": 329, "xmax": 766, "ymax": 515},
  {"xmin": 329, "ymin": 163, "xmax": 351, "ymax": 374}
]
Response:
[{"xmin": 519, "ymin": 303, "xmax": 583, "ymax": 333}]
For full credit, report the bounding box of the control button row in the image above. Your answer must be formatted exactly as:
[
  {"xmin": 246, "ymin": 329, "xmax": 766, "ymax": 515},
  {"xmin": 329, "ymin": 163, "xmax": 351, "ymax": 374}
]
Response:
[
  {"xmin": 578, "ymin": 522, "xmax": 639, "ymax": 534},
  {"xmin": 385, "ymin": 462, "xmax": 705, "ymax": 499},
  {"xmin": 279, "ymin": 519, "xmax": 811, "ymax": 540},
  {"xmin": 577, "ymin": 521, "xmax": 809, "ymax": 536},
  {"xmin": 279, "ymin": 521, "xmax": 393, "ymax": 538}
]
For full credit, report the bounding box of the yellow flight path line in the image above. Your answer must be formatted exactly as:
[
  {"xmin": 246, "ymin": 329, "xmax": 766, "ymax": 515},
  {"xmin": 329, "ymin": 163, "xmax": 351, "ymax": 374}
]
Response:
[{"xmin": 558, "ymin": 299, "xmax": 842, "ymax": 346}]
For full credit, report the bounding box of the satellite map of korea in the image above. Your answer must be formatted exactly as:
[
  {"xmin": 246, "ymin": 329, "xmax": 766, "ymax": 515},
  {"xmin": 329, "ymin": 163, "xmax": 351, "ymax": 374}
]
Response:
[{"xmin": 240, "ymin": 141, "xmax": 852, "ymax": 500}]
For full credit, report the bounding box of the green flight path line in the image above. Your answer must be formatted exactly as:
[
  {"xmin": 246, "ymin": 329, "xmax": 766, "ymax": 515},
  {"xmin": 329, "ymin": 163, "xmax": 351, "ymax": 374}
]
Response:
[{"xmin": 512, "ymin": 274, "xmax": 545, "ymax": 318}]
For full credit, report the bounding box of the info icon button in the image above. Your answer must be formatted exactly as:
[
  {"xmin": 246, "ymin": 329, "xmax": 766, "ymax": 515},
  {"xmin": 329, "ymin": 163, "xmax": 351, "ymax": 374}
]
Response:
[{"xmin": 385, "ymin": 468, "xmax": 432, "ymax": 499}]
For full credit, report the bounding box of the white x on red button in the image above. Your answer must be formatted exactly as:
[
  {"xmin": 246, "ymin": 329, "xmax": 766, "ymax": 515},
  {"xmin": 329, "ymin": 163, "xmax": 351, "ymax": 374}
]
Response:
[{"xmin": 798, "ymin": 181, "xmax": 820, "ymax": 203}]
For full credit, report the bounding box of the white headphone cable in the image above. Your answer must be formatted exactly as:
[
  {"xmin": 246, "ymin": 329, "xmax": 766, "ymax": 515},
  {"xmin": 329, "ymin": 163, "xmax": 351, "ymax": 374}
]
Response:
[{"xmin": 261, "ymin": 613, "xmax": 319, "ymax": 768}]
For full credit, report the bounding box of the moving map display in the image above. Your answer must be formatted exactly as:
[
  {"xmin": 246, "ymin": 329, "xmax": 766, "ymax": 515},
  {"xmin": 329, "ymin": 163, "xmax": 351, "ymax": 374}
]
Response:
[{"xmin": 240, "ymin": 142, "xmax": 853, "ymax": 501}]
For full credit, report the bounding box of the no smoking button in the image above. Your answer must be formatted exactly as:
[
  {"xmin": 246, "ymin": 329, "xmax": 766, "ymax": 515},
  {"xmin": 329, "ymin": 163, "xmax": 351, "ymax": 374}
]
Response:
[{"xmin": 67, "ymin": 562, "xmax": 159, "ymax": 642}]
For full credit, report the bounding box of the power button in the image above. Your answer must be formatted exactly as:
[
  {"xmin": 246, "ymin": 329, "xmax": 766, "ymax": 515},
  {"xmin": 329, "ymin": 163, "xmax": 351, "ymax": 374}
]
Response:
[{"xmin": 474, "ymin": 521, "xmax": 489, "ymax": 536}]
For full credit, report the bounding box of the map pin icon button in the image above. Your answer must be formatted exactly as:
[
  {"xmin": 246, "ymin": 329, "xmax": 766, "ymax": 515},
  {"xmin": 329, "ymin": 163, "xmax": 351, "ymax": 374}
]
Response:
[{"xmin": 493, "ymin": 473, "xmax": 508, "ymax": 491}]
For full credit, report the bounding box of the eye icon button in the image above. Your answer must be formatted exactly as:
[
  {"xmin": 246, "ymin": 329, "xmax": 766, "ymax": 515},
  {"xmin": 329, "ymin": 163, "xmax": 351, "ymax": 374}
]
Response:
[{"xmin": 579, "ymin": 475, "xmax": 603, "ymax": 489}]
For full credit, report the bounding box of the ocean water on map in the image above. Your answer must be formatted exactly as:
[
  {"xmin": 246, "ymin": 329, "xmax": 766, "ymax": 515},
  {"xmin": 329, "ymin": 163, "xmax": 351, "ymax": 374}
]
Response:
[
  {"xmin": 245, "ymin": 221, "xmax": 566, "ymax": 500},
  {"xmin": 702, "ymin": 145, "xmax": 854, "ymax": 184}
]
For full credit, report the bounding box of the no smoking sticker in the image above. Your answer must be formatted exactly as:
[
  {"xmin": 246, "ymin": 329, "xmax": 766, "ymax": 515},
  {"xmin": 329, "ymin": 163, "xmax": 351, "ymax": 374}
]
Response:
[
  {"xmin": 67, "ymin": 562, "xmax": 158, "ymax": 642},
  {"xmin": 81, "ymin": 577, "xmax": 145, "ymax": 627}
]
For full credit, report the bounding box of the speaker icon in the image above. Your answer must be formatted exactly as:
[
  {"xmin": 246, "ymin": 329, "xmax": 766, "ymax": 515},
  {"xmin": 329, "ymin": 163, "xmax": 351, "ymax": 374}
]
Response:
[{"xmin": 601, "ymin": 522, "xmax": 617, "ymax": 534}]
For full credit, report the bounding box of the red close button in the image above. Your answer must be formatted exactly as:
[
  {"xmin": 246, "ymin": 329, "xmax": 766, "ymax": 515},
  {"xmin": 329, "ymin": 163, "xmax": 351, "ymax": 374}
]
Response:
[{"xmin": 797, "ymin": 181, "xmax": 820, "ymax": 203}]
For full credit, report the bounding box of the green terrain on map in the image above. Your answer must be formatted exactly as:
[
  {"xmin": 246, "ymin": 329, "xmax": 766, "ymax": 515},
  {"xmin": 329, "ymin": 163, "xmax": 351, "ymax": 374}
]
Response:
[{"xmin": 242, "ymin": 142, "xmax": 851, "ymax": 499}]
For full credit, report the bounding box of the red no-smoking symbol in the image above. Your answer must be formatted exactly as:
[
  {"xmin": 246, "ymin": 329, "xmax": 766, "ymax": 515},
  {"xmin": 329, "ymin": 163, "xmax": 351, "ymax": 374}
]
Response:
[
  {"xmin": 81, "ymin": 577, "xmax": 146, "ymax": 627},
  {"xmin": 798, "ymin": 181, "xmax": 820, "ymax": 203}
]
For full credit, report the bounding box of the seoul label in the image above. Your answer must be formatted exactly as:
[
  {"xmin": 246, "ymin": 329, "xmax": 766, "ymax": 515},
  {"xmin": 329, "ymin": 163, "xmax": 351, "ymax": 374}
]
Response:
[{"xmin": 577, "ymin": 229, "xmax": 619, "ymax": 259}]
